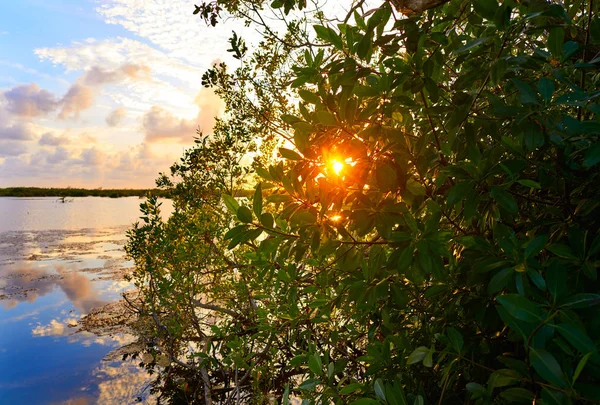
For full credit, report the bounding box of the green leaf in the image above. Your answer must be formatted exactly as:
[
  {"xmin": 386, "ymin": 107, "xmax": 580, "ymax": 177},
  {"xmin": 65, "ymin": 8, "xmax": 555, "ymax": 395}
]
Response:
[
  {"xmin": 538, "ymin": 78, "xmax": 554, "ymax": 103},
  {"xmin": 406, "ymin": 179, "xmax": 425, "ymax": 196},
  {"xmin": 357, "ymin": 31, "xmax": 373, "ymax": 60},
  {"xmin": 529, "ymin": 348, "xmax": 569, "ymax": 388},
  {"xmin": 423, "ymin": 347, "xmax": 434, "ymax": 367},
  {"xmin": 279, "ymin": 147, "xmax": 303, "ymax": 160},
  {"xmin": 517, "ymin": 179, "xmax": 541, "ymax": 189},
  {"xmin": 584, "ymin": 142, "xmax": 600, "ymax": 167},
  {"xmin": 497, "ymin": 294, "xmax": 542, "ymax": 322},
  {"xmin": 237, "ymin": 206, "xmax": 253, "ymax": 223},
  {"xmin": 490, "ymin": 186, "xmax": 518, "ymax": 215},
  {"xmin": 541, "ymin": 387, "xmax": 567, "ymax": 405},
  {"xmin": 253, "ymin": 183, "xmax": 263, "ymax": 217},
  {"xmin": 385, "ymin": 381, "xmax": 408, "ymax": 405},
  {"xmin": 224, "ymin": 224, "xmax": 249, "ymax": 240},
  {"xmin": 455, "ymin": 37, "xmax": 489, "ymax": 54},
  {"xmin": 447, "ymin": 327, "xmax": 464, "ymax": 352},
  {"xmin": 354, "ymin": 85, "xmax": 379, "ymax": 97},
  {"xmin": 548, "ymin": 27, "xmax": 565, "ymax": 57},
  {"xmin": 561, "ymin": 293, "xmax": 600, "ymax": 309},
  {"xmin": 260, "ymin": 212, "xmax": 274, "ymax": 228},
  {"xmin": 376, "ymin": 163, "xmax": 397, "ymax": 192},
  {"xmin": 527, "ymin": 269, "xmax": 546, "ymax": 291},
  {"xmin": 282, "ymin": 383, "xmax": 290, "ymax": 405},
  {"xmin": 281, "ymin": 114, "xmax": 301, "ymax": 125},
  {"xmin": 316, "ymin": 110, "xmax": 337, "ymax": 126},
  {"xmin": 222, "ymin": 193, "xmax": 240, "ymax": 215},
  {"xmin": 255, "ymin": 166, "xmax": 274, "ymax": 181},
  {"xmin": 546, "ymin": 264, "xmax": 567, "ymax": 302},
  {"xmin": 349, "ymin": 399, "xmax": 379, "ymax": 405},
  {"xmin": 491, "ymin": 58, "xmax": 508, "ymax": 86},
  {"xmin": 547, "ymin": 244, "xmax": 577, "ymax": 260},
  {"xmin": 340, "ymin": 383, "xmax": 363, "ymax": 395},
  {"xmin": 290, "ymin": 209, "xmax": 317, "ymax": 226},
  {"xmin": 374, "ymin": 378, "xmax": 386, "ymax": 400},
  {"xmin": 407, "ymin": 346, "xmax": 429, "ymax": 365},
  {"xmin": 525, "ymin": 234, "xmax": 548, "ymax": 258},
  {"xmin": 488, "ymin": 268, "xmax": 514, "ymax": 294},
  {"xmin": 573, "ymin": 352, "xmax": 592, "ymax": 384},
  {"xmin": 447, "ymin": 181, "xmax": 473, "ymax": 205},
  {"xmin": 553, "ymin": 324, "xmax": 596, "ymax": 354},
  {"xmin": 466, "ymin": 382, "xmax": 485, "ymax": 393},
  {"xmin": 499, "ymin": 388, "xmax": 535, "ymax": 402},
  {"xmin": 313, "ymin": 25, "xmax": 331, "ymax": 42},
  {"xmin": 308, "ymin": 353, "xmax": 322, "ymax": 375},
  {"xmin": 512, "ymin": 79, "xmax": 539, "ymax": 105},
  {"xmin": 473, "ymin": 0, "xmax": 498, "ymax": 19},
  {"xmin": 488, "ymin": 369, "xmax": 520, "ymax": 389},
  {"xmin": 298, "ymin": 90, "xmax": 320, "ymax": 104},
  {"xmin": 298, "ymin": 378, "xmax": 320, "ymax": 390}
]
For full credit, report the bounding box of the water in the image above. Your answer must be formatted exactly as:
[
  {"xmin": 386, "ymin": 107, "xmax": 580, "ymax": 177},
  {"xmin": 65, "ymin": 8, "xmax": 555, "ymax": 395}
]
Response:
[{"xmin": 0, "ymin": 197, "xmax": 172, "ymax": 405}]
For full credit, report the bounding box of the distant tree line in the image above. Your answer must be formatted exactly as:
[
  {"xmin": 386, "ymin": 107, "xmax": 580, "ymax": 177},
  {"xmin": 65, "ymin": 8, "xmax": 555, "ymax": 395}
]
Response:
[{"xmin": 0, "ymin": 187, "xmax": 169, "ymax": 198}]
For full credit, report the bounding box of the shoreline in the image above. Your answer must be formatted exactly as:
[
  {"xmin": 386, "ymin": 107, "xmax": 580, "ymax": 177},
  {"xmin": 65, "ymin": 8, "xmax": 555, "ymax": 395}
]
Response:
[{"xmin": 0, "ymin": 187, "xmax": 168, "ymax": 198}]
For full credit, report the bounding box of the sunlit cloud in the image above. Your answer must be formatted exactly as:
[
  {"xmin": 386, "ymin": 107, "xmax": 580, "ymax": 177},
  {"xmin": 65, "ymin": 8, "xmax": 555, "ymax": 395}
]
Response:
[
  {"xmin": 3, "ymin": 83, "xmax": 58, "ymax": 117},
  {"xmin": 0, "ymin": 0, "xmax": 239, "ymax": 187},
  {"xmin": 105, "ymin": 107, "xmax": 127, "ymax": 127}
]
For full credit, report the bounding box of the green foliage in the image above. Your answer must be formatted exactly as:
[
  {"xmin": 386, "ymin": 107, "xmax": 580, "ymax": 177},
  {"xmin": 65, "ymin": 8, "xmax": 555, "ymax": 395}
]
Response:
[{"xmin": 127, "ymin": 0, "xmax": 600, "ymax": 403}]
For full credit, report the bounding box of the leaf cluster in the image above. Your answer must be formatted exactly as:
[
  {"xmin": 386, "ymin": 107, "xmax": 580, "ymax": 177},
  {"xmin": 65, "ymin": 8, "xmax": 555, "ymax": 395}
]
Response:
[{"xmin": 127, "ymin": 0, "xmax": 600, "ymax": 404}]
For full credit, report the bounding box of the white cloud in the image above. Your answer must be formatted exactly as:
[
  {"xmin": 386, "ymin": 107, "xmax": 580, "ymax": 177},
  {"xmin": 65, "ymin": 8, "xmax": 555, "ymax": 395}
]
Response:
[
  {"xmin": 96, "ymin": 0, "xmax": 248, "ymax": 65},
  {"xmin": 36, "ymin": 37, "xmax": 204, "ymax": 87}
]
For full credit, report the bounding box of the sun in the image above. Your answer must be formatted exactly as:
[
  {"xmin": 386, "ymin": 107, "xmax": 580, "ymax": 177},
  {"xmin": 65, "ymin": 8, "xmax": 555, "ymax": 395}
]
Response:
[{"xmin": 331, "ymin": 159, "xmax": 344, "ymax": 175}]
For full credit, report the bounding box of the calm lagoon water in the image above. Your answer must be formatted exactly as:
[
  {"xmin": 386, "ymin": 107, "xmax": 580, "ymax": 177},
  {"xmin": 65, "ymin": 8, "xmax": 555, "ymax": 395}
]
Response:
[{"xmin": 0, "ymin": 197, "xmax": 172, "ymax": 405}]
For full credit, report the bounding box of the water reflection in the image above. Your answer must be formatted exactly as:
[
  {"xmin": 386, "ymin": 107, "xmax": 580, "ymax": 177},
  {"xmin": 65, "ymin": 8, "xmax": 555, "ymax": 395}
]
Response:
[
  {"xmin": 0, "ymin": 197, "xmax": 172, "ymax": 404},
  {"xmin": 1, "ymin": 264, "xmax": 107, "ymax": 312}
]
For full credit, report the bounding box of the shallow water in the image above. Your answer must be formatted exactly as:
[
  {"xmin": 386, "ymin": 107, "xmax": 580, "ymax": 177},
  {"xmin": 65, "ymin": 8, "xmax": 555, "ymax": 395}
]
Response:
[{"xmin": 0, "ymin": 197, "xmax": 172, "ymax": 404}]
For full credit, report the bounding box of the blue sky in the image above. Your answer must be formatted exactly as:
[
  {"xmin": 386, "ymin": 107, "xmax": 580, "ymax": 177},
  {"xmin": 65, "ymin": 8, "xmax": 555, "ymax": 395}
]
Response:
[{"xmin": 0, "ymin": 0, "xmax": 248, "ymax": 188}]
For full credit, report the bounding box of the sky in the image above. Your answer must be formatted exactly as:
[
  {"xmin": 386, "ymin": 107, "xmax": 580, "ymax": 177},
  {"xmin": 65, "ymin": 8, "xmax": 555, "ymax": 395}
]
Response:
[{"xmin": 0, "ymin": 0, "xmax": 254, "ymax": 188}]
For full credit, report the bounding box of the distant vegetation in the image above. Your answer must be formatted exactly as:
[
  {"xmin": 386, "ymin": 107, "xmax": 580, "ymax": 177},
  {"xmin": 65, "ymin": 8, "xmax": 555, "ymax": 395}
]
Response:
[{"xmin": 0, "ymin": 187, "xmax": 168, "ymax": 198}]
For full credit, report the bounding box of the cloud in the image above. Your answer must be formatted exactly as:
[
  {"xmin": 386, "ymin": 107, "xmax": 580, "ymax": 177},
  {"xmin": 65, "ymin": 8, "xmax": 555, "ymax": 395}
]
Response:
[
  {"xmin": 36, "ymin": 37, "xmax": 201, "ymax": 86},
  {"xmin": 80, "ymin": 147, "xmax": 105, "ymax": 166},
  {"xmin": 3, "ymin": 83, "xmax": 58, "ymax": 117},
  {"xmin": 142, "ymin": 106, "xmax": 196, "ymax": 142},
  {"xmin": 94, "ymin": 361, "xmax": 157, "ymax": 405},
  {"xmin": 143, "ymin": 88, "xmax": 223, "ymax": 143},
  {"xmin": 105, "ymin": 107, "xmax": 127, "ymax": 127},
  {"xmin": 58, "ymin": 83, "xmax": 95, "ymax": 120},
  {"xmin": 2, "ymin": 81, "xmax": 94, "ymax": 121},
  {"xmin": 82, "ymin": 64, "xmax": 150, "ymax": 86},
  {"xmin": 0, "ymin": 140, "xmax": 28, "ymax": 157},
  {"xmin": 0, "ymin": 108, "xmax": 35, "ymax": 141},
  {"xmin": 39, "ymin": 132, "xmax": 70, "ymax": 146},
  {"xmin": 2, "ymin": 62, "xmax": 148, "ymax": 122},
  {"xmin": 46, "ymin": 147, "xmax": 70, "ymax": 164},
  {"xmin": 0, "ymin": 265, "xmax": 106, "ymax": 313},
  {"xmin": 95, "ymin": 0, "xmax": 253, "ymax": 66},
  {"xmin": 0, "ymin": 122, "xmax": 35, "ymax": 140},
  {"xmin": 32, "ymin": 318, "xmax": 79, "ymax": 337}
]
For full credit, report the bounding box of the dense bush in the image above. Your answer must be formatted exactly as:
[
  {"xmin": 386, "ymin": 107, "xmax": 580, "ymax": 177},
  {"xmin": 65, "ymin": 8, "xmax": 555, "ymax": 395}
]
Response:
[{"xmin": 126, "ymin": 0, "xmax": 600, "ymax": 403}]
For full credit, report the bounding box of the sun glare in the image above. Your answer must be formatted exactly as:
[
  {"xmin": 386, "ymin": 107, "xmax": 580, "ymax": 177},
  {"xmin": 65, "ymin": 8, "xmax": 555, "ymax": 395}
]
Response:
[{"xmin": 332, "ymin": 160, "xmax": 344, "ymax": 175}]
